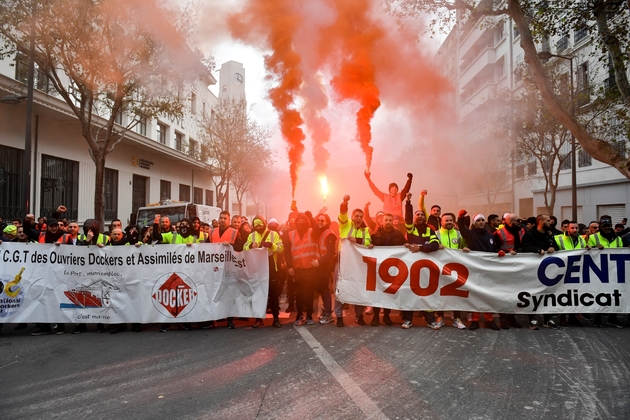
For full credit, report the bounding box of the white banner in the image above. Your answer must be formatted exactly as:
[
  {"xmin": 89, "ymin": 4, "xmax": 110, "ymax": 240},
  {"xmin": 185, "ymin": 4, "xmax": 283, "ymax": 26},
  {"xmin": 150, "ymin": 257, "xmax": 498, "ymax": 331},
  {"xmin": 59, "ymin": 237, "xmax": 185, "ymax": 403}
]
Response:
[
  {"xmin": 0, "ymin": 243, "xmax": 269, "ymax": 323},
  {"xmin": 337, "ymin": 240, "xmax": 630, "ymax": 314}
]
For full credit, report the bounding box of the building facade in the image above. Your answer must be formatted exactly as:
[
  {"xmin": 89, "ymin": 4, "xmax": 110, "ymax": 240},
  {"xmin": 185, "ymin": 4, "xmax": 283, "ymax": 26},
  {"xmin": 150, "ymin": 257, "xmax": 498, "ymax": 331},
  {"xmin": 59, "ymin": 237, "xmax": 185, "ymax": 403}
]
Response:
[
  {"xmin": 0, "ymin": 46, "xmax": 248, "ymax": 224},
  {"xmin": 436, "ymin": 12, "xmax": 630, "ymax": 224}
]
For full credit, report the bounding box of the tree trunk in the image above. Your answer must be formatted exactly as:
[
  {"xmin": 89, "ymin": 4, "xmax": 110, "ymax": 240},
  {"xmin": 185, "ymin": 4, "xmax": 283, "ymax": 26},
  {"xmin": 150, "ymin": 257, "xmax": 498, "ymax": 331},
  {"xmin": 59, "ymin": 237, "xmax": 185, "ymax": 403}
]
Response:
[
  {"xmin": 508, "ymin": 0, "xmax": 630, "ymax": 179},
  {"xmin": 93, "ymin": 150, "xmax": 106, "ymax": 232}
]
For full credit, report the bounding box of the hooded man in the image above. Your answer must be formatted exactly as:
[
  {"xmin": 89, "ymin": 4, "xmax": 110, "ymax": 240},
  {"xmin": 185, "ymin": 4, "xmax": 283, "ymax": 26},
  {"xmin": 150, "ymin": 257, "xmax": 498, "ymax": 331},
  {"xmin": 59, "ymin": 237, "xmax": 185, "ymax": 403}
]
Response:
[
  {"xmin": 79, "ymin": 219, "xmax": 111, "ymax": 246},
  {"xmin": 244, "ymin": 215, "xmax": 284, "ymax": 328},
  {"xmin": 285, "ymin": 212, "xmax": 320, "ymax": 327},
  {"xmin": 152, "ymin": 216, "xmax": 199, "ymax": 245}
]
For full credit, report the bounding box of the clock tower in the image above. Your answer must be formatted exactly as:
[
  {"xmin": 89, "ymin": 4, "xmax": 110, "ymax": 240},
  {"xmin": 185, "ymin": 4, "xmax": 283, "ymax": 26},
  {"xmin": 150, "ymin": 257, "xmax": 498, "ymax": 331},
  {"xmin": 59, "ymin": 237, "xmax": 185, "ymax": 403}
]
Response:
[{"xmin": 218, "ymin": 61, "xmax": 246, "ymax": 101}]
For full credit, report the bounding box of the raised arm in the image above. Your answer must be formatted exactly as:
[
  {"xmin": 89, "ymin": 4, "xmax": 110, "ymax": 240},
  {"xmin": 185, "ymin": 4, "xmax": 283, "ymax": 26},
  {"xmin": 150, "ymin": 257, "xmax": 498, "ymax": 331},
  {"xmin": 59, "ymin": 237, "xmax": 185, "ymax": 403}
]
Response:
[
  {"xmin": 364, "ymin": 170, "xmax": 385, "ymax": 202},
  {"xmin": 399, "ymin": 173, "xmax": 413, "ymax": 201}
]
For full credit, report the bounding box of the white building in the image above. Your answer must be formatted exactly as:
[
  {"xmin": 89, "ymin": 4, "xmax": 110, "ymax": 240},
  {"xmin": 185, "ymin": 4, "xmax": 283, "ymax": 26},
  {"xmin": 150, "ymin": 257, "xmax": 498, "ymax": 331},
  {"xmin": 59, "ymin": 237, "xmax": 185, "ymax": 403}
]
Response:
[
  {"xmin": 436, "ymin": 12, "xmax": 630, "ymax": 224},
  {"xmin": 0, "ymin": 46, "xmax": 248, "ymax": 224}
]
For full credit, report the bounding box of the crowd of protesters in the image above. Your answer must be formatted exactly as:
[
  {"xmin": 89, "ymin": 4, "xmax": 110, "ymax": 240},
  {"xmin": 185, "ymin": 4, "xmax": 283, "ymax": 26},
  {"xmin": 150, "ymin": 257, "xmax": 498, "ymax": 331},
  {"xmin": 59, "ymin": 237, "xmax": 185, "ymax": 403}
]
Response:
[{"xmin": 1, "ymin": 170, "xmax": 630, "ymax": 336}]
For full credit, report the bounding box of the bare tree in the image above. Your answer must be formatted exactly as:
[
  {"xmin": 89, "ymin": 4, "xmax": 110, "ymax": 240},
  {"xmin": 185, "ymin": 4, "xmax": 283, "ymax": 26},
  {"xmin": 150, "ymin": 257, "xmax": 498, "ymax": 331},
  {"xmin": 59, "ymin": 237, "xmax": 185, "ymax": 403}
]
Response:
[
  {"xmin": 200, "ymin": 97, "xmax": 272, "ymax": 210},
  {"xmin": 0, "ymin": 0, "xmax": 210, "ymax": 227},
  {"xmin": 385, "ymin": 0, "xmax": 630, "ymax": 178}
]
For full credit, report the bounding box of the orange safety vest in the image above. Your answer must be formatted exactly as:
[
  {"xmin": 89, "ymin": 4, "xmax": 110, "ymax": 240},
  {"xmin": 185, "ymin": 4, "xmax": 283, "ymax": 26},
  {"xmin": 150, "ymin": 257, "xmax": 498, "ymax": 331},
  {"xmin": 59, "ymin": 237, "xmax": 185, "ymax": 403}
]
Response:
[
  {"xmin": 318, "ymin": 228, "xmax": 338, "ymax": 258},
  {"xmin": 496, "ymin": 227, "xmax": 525, "ymax": 251},
  {"xmin": 289, "ymin": 229, "xmax": 319, "ymax": 269},
  {"xmin": 57, "ymin": 233, "xmax": 78, "ymax": 244},
  {"xmin": 210, "ymin": 227, "xmax": 238, "ymax": 244}
]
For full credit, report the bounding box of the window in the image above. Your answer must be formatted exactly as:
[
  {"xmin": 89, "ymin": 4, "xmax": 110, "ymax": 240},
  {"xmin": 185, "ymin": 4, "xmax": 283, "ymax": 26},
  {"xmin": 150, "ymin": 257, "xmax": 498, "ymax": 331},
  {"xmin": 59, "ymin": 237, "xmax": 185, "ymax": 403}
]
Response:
[
  {"xmin": 40, "ymin": 155, "xmax": 79, "ymax": 220},
  {"xmin": 190, "ymin": 92, "xmax": 197, "ymax": 114},
  {"xmin": 576, "ymin": 62, "xmax": 589, "ymax": 107},
  {"xmin": 574, "ymin": 23, "xmax": 588, "ymax": 43},
  {"xmin": 202, "ymin": 102, "xmax": 206, "ymax": 117},
  {"xmin": 516, "ymin": 164, "xmax": 525, "ymax": 179},
  {"xmin": 104, "ymin": 168, "xmax": 118, "ymax": 221},
  {"xmin": 135, "ymin": 115, "xmax": 147, "ymax": 136},
  {"xmin": 157, "ymin": 123, "xmax": 167, "ymax": 145},
  {"xmin": 561, "ymin": 206, "xmax": 583, "ymax": 223},
  {"xmin": 611, "ymin": 141, "xmax": 626, "ymax": 158},
  {"xmin": 179, "ymin": 184, "xmax": 191, "ymax": 202},
  {"xmin": 114, "ymin": 111, "xmax": 122, "ymax": 125},
  {"xmin": 560, "ymin": 154, "xmax": 572, "ymax": 170},
  {"xmin": 132, "ymin": 174, "xmax": 148, "ymax": 215},
  {"xmin": 189, "ymin": 139, "xmax": 198, "ymax": 158},
  {"xmin": 578, "ymin": 149, "xmax": 592, "ymax": 167},
  {"xmin": 14, "ymin": 52, "xmax": 28, "ymax": 83},
  {"xmin": 596, "ymin": 204, "xmax": 626, "ymax": 224},
  {"xmin": 174, "ymin": 132, "xmax": 183, "ymax": 151},
  {"xmin": 36, "ymin": 65, "xmax": 52, "ymax": 93},
  {"xmin": 0, "ymin": 144, "xmax": 24, "ymax": 219},
  {"xmin": 205, "ymin": 189, "xmax": 214, "ymax": 206},
  {"xmin": 557, "ymin": 35, "xmax": 569, "ymax": 52},
  {"xmin": 160, "ymin": 180, "xmax": 171, "ymax": 201},
  {"xmin": 194, "ymin": 187, "xmax": 203, "ymax": 204},
  {"xmin": 513, "ymin": 25, "xmax": 520, "ymax": 39},
  {"xmin": 527, "ymin": 160, "xmax": 537, "ymax": 175}
]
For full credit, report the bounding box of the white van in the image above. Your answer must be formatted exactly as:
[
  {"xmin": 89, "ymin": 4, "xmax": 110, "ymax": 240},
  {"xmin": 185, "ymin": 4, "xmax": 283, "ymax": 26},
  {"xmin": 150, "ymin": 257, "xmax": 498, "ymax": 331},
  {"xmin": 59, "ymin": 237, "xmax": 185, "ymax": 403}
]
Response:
[{"xmin": 135, "ymin": 202, "xmax": 221, "ymax": 229}]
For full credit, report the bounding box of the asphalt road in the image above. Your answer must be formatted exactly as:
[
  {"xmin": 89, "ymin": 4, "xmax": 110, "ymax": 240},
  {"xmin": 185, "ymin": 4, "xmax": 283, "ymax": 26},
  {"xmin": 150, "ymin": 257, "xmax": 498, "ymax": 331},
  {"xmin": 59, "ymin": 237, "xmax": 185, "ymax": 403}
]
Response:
[{"xmin": 1, "ymin": 312, "xmax": 629, "ymax": 420}]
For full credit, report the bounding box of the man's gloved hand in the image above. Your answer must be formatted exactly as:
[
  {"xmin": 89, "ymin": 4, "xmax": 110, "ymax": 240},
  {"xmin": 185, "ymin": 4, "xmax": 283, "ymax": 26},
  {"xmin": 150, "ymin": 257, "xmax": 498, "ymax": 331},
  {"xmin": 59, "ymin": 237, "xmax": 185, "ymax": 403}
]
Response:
[
  {"xmin": 407, "ymin": 173, "xmax": 413, "ymax": 178},
  {"xmin": 458, "ymin": 209, "xmax": 467, "ymax": 218},
  {"xmin": 498, "ymin": 250, "xmax": 506, "ymax": 257}
]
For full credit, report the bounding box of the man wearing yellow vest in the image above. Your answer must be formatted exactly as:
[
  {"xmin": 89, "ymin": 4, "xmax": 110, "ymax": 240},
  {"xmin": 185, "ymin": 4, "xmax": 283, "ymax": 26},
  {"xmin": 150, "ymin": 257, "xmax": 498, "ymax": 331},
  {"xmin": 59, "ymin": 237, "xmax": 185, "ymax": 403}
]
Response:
[
  {"xmin": 244, "ymin": 216, "xmax": 284, "ymax": 328},
  {"xmin": 152, "ymin": 215, "xmax": 201, "ymax": 245},
  {"xmin": 286, "ymin": 212, "xmax": 320, "ymax": 326},
  {"xmin": 554, "ymin": 221, "xmax": 589, "ymax": 327},
  {"xmin": 338, "ymin": 195, "xmax": 374, "ymax": 326},
  {"xmin": 588, "ymin": 216, "xmax": 625, "ymax": 328},
  {"xmin": 432, "ymin": 213, "xmax": 467, "ymax": 330}
]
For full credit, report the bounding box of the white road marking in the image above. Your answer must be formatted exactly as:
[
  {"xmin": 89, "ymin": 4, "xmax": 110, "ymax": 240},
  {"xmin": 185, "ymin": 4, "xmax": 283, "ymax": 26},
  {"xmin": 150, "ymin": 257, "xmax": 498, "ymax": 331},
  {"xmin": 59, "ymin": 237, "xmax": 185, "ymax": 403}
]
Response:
[{"xmin": 295, "ymin": 327, "xmax": 388, "ymax": 420}]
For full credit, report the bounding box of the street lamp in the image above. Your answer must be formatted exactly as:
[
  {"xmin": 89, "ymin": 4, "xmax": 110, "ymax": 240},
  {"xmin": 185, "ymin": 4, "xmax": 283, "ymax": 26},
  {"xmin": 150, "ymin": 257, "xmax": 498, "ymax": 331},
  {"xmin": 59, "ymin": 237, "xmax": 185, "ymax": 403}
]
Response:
[
  {"xmin": 537, "ymin": 50, "xmax": 577, "ymax": 223},
  {"xmin": 0, "ymin": 94, "xmax": 27, "ymax": 105}
]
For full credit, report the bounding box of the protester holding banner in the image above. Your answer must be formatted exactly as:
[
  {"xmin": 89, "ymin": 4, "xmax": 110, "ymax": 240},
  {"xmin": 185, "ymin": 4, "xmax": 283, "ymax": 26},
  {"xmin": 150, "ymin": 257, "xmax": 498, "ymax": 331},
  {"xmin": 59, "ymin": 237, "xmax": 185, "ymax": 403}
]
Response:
[
  {"xmin": 370, "ymin": 213, "xmax": 406, "ymax": 326},
  {"xmin": 522, "ymin": 214, "xmax": 560, "ymax": 330},
  {"xmin": 457, "ymin": 210, "xmax": 500, "ymax": 330},
  {"xmin": 314, "ymin": 213, "xmax": 337, "ymax": 325},
  {"xmin": 244, "ymin": 215, "xmax": 284, "ymax": 328},
  {"xmin": 400, "ymin": 194, "xmax": 440, "ymax": 329},
  {"xmin": 433, "ymin": 213, "xmax": 467, "ymax": 330},
  {"xmin": 589, "ymin": 216, "xmax": 625, "ymax": 328},
  {"xmin": 337, "ymin": 195, "xmax": 373, "ymax": 327}
]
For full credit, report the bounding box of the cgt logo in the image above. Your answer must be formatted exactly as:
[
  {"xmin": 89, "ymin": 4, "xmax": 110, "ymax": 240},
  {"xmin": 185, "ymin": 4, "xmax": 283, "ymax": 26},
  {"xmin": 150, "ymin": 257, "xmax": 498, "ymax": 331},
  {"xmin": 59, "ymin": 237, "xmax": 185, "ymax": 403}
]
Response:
[{"xmin": 151, "ymin": 272, "xmax": 198, "ymax": 318}]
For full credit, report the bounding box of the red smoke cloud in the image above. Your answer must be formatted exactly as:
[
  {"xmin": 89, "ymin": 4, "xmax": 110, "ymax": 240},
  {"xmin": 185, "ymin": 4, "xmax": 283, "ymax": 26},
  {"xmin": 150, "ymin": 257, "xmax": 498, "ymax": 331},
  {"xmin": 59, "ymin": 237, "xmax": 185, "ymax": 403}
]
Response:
[
  {"xmin": 223, "ymin": 0, "xmax": 451, "ymax": 201},
  {"xmin": 228, "ymin": 1, "xmax": 306, "ymax": 198},
  {"xmin": 322, "ymin": 0, "xmax": 382, "ymax": 170}
]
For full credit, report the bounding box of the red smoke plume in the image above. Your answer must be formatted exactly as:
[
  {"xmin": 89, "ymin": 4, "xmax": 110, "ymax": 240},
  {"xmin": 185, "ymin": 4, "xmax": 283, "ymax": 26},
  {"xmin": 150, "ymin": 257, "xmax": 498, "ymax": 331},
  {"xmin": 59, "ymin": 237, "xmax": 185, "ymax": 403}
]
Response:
[
  {"xmin": 322, "ymin": 0, "xmax": 382, "ymax": 170},
  {"xmin": 228, "ymin": 1, "xmax": 305, "ymax": 198}
]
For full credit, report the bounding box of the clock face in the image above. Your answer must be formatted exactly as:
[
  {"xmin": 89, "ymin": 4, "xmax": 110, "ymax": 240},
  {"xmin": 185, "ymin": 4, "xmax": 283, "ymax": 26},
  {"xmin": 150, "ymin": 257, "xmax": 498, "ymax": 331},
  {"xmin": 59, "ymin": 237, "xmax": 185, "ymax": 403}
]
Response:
[{"xmin": 233, "ymin": 73, "xmax": 243, "ymax": 85}]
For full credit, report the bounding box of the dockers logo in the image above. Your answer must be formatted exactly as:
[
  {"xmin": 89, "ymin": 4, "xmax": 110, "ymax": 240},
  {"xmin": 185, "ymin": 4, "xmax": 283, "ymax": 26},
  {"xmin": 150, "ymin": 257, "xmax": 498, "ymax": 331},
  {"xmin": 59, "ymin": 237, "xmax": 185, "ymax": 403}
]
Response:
[{"xmin": 151, "ymin": 272, "xmax": 198, "ymax": 318}]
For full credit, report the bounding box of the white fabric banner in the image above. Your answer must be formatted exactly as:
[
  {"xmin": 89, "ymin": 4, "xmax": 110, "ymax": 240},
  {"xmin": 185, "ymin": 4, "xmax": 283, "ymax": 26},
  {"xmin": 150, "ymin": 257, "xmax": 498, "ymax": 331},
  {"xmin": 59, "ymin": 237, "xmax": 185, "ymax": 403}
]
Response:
[
  {"xmin": 337, "ymin": 240, "xmax": 630, "ymax": 314},
  {"xmin": 0, "ymin": 243, "xmax": 269, "ymax": 323}
]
